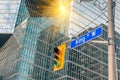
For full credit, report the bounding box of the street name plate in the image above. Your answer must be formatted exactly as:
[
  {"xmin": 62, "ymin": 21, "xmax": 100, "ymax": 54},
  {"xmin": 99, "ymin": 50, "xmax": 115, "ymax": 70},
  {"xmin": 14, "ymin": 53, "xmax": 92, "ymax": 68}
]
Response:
[{"xmin": 70, "ymin": 26, "xmax": 103, "ymax": 48}]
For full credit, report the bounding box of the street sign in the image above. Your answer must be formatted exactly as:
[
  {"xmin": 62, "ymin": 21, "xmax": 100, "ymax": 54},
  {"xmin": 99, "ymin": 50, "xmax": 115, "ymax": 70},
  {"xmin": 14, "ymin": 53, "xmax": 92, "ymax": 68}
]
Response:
[{"xmin": 70, "ymin": 26, "xmax": 103, "ymax": 48}]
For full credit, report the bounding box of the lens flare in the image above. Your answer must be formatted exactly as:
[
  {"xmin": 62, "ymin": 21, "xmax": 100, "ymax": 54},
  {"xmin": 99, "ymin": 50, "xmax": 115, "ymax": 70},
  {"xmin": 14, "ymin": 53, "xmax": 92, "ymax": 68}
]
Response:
[{"xmin": 60, "ymin": 5, "xmax": 65, "ymax": 12}]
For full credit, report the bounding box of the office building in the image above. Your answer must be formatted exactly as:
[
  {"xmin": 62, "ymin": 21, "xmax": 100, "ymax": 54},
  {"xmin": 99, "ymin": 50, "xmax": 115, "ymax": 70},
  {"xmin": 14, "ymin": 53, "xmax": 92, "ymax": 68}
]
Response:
[
  {"xmin": 0, "ymin": 0, "xmax": 21, "ymax": 47},
  {"xmin": 0, "ymin": 0, "xmax": 120, "ymax": 80}
]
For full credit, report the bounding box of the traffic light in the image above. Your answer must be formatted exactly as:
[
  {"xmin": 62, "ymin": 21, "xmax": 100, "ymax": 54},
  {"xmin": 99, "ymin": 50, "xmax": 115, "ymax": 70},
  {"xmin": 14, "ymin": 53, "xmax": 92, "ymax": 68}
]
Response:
[{"xmin": 54, "ymin": 43, "xmax": 66, "ymax": 72}]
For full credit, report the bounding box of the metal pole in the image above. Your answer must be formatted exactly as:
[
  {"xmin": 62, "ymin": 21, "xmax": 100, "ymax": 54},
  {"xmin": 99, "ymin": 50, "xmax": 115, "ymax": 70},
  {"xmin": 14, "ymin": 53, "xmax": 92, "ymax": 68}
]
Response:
[{"xmin": 108, "ymin": 0, "xmax": 116, "ymax": 80}]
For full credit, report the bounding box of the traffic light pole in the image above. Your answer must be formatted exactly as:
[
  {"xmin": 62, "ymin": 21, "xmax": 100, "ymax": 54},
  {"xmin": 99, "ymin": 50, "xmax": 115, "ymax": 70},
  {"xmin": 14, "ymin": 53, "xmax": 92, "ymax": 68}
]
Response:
[
  {"xmin": 108, "ymin": 0, "xmax": 116, "ymax": 80},
  {"xmin": 81, "ymin": 0, "xmax": 116, "ymax": 79},
  {"xmin": 70, "ymin": 1, "xmax": 117, "ymax": 79}
]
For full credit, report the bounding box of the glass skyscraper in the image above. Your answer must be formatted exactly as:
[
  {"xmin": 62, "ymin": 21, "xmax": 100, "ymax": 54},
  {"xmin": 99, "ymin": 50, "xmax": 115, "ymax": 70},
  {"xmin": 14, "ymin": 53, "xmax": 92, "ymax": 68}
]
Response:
[
  {"xmin": 0, "ymin": 0, "xmax": 21, "ymax": 47},
  {"xmin": 0, "ymin": 0, "xmax": 120, "ymax": 80}
]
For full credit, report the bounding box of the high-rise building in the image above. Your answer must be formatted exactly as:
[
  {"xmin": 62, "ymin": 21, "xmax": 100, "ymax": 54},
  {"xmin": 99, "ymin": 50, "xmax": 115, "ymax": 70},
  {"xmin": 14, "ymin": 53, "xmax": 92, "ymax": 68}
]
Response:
[
  {"xmin": 0, "ymin": 0, "xmax": 120, "ymax": 80},
  {"xmin": 0, "ymin": 0, "xmax": 21, "ymax": 47}
]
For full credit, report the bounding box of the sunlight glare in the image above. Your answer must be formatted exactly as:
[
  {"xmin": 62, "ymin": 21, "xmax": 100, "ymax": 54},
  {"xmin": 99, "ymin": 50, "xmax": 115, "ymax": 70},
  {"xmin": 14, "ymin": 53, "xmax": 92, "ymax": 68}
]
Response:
[{"xmin": 60, "ymin": 5, "xmax": 65, "ymax": 12}]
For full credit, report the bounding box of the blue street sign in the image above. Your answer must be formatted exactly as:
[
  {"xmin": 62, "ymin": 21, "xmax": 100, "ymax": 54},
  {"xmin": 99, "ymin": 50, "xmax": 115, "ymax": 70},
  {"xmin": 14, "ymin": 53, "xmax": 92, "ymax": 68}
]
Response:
[{"xmin": 70, "ymin": 26, "xmax": 103, "ymax": 48}]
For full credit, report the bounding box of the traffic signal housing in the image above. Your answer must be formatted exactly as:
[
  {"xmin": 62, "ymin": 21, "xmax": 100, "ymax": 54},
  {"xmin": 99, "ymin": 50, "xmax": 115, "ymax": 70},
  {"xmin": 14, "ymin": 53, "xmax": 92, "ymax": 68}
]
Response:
[{"xmin": 54, "ymin": 44, "xmax": 66, "ymax": 72}]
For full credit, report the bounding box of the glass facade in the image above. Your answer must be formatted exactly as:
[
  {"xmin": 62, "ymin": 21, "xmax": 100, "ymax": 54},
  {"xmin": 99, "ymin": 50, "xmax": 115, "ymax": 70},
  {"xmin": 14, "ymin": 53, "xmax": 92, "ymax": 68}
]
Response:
[
  {"xmin": 0, "ymin": 0, "xmax": 120, "ymax": 80},
  {"xmin": 0, "ymin": 0, "xmax": 21, "ymax": 33},
  {"xmin": 0, "ymin": 0, "xmax": 21, "ymax": 47}
]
